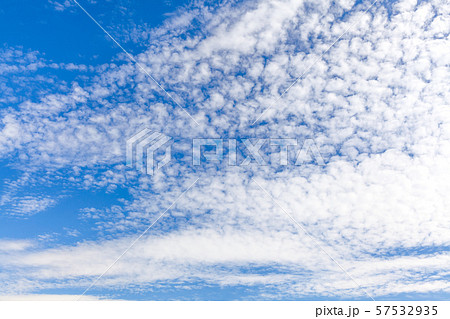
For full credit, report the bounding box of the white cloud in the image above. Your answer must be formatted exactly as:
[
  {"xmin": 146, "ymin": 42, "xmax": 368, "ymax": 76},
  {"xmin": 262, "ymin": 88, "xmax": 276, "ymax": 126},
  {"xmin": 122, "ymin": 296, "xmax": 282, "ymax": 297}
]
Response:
[
  {"xmin": 0, "ymin": 240, "xmax": 34, "ymax": 252},
  {"xmin": 5, "ymin": 196, "xmax": 56, "ymax": 217},
  {"xmin": 0, "ymin": 294, "xmax": 103, "ymax": 301},
  {"xmin": 0, "ymin": 0, "xmax": 449, "ymax": 299}
]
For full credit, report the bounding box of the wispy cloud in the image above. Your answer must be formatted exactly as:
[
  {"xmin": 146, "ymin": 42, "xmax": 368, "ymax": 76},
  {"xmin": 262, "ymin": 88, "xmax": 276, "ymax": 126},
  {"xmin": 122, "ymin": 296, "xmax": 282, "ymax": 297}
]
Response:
[
  {"xmin": 0, "ymin": 0, "xmax": 449, "ymax": 299},
  {"xmin": 8, "ymin": 196, "xmax": 56, "ymax": 217}
]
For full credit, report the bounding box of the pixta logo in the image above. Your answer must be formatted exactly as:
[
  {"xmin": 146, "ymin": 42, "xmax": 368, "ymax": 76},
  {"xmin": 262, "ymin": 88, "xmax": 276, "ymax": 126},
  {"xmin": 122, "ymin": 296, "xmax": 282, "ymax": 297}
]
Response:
[
  {"xmin": 126, "ymin": 128, "xmax": 325, "ymax": 175},
  {"xmin": 192, "ymin": 138, "xmax": 325, "ymax": 166},
  {"xmin": 126, "ymin": 128, "xmax": 172, "ymax": 175}
]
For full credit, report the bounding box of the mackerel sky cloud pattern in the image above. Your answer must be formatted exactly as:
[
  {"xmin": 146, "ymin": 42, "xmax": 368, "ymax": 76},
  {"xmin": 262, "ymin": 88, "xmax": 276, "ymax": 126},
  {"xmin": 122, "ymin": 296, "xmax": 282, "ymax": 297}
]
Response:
[{"xmin": 0, "ymin": 0, "xmax": 449, "ymax": 300}]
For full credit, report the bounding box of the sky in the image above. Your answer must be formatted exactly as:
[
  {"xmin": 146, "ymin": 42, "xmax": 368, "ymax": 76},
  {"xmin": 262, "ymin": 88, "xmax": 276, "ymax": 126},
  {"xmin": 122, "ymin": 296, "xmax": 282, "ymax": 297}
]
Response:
[{"xmin": 0, "ymin": 0, "xmax": 449, "ymax": 300}]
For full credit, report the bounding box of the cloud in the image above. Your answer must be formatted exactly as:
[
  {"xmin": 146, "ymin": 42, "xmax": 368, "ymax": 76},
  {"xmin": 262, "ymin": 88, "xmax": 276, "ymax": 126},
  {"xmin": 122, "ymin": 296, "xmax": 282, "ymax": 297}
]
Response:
[
  {"xmin": 0, "ymin": 294, "xmax": 103, "ymax": 300},
  {"xmin": 7, "ymin": 196, "xmax": 57, "ymax": 217},
  {"xmin": 1, "ymin": 225, "xmax": 449, "ymax": 298},
  {"xmin": 0, "ymin": 0, "xmax": 449, "ymax": 299},
  {"xmin": 0, "ymin": 240, "xmax": 34, "ymax": 252}
]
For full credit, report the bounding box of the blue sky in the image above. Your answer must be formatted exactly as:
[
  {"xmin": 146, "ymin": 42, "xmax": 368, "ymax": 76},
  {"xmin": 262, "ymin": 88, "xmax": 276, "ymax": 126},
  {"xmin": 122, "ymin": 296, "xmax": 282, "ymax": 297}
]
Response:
[{"xmin": 0, "ymin": 0, "xmax": 449, "ymax": 300}]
